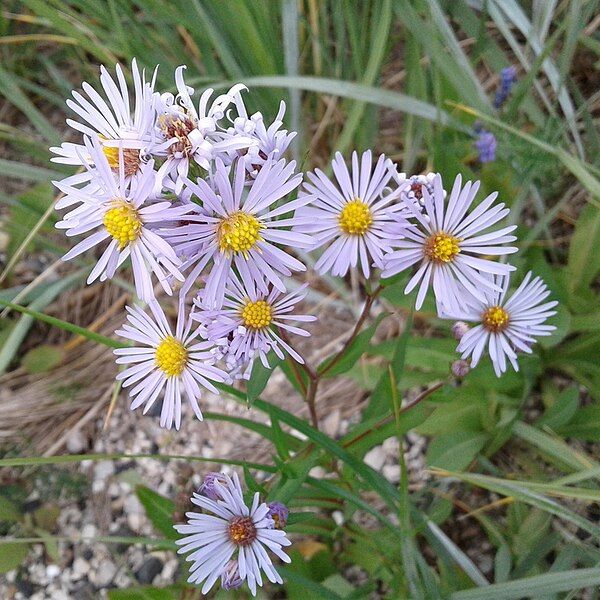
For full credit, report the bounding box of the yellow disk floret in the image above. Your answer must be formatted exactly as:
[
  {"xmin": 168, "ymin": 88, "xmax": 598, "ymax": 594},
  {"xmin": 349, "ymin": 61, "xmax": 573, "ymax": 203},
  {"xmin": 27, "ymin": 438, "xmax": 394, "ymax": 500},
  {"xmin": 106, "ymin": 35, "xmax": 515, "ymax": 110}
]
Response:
[
  {"xmin": 338, "ymin": 199, "xmax": 373, "ymax": 235},
  {"xmin": 424, "ymin": 232, "xmax": 461, "ymax": 263},
  {"xmin": 155, "ymin": 336, "xmax": 188, "ymax": 377},
  {"xmin": 103, "ymin": 200, "xmax": 142, "ymax": 250},
  {"xmin": 482, "ymin": 306, "xmax": 510, "ymax": 333},
  {"xmin": 240, "ymin": 299, "xmax": 272, "ymax": 330},
  {"xmin": 217, "ymin": 212, "xmax": 263, "ymax": 256}
]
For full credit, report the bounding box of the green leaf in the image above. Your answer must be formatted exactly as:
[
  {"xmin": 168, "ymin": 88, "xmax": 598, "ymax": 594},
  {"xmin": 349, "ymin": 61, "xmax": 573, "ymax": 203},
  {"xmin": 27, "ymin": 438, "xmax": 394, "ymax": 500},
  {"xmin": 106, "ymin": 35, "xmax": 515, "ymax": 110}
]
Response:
[
  {"xmin": 0, "ymin": 542, "xmax": 29, "ymax": 573},
  {"xmin": 451, "ymin": 567, "xmax": 600, "ymax": 600},
  {"xmin": 0, "ymin": 453, "xmax": 276, "ymax": 473},
  {"xmin": 108, "ymin": 585, "xmax": 183, "ymax": 599},
  {"xmin": 558, "ymin": 405, "xmax": 600, "ymax": 441},
  {"xmin": 0, "ymin": 497, "xmax": 22, "ymax": 522},
  {"xmin": 21, "ymin": 344, "xmax": 65, "ymax": 374},
  {"xmin": 363, "ymin": 313, "xmax": 412, "ymax": 420},
  {"xmin": 246, "ymin": 353, "xmax": 278, "ymax": 403},
  {"xmin": 0, "ymin": 298, "xmax": 126, "ymax": 351},
  {"xmin": 536, "ymin": 386, "xmax": 579, "ymax": 430},
  {"xmin": 567, "ymin": 203, "xmax": 600, "ymax": 295},
  {"xmin": 427, "ymin": 432, "xmax": 488, "ymax": 471},
  {"xmin": 212, "ymin": 76, "xmax": 459, "ymax": 128},
  {"xmin": 135, "ymin": 486, "xmax": 178, "ymax": 540}
]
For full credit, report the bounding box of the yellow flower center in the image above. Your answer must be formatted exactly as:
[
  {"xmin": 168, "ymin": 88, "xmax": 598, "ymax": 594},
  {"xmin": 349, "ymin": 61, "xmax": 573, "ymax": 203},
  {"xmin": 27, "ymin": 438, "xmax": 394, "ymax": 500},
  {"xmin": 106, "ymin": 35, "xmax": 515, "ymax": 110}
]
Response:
[
  {"xmin": 338, "ymin": 199, "xmax": 373, "ymax": 235},
  {"xmin": 102, "ymin": 144, "xmax": 141, "ymax": 178},
  {"xmin": 103, "ymin": 200, "xmax": 142, "ymax": 250},
  {"xmin": 240, "ymin": 300, "xmax": 272, "ymax": 330},
  {"xmin": 228, "ymin": 516, "xmax": 257, "ymax": 547},
  {"xmin": 482, "ymin": 306, "xmax": 510, "ymax": 333},
  {"xmin": 217, "ymin": 212, "xmax": 263, "ymax": 256},
  {"xmin": 155, "ymin": 336, "xmax": 188, "ymax": 377},
  {"xmin": 424, "ymin": 232, "xmax": 461, "ymax": 263}
]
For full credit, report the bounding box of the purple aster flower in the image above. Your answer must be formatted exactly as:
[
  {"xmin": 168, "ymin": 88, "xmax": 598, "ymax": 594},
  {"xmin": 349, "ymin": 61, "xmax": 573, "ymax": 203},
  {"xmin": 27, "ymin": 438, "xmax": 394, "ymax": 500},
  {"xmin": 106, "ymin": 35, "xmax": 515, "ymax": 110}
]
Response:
[
  {"xmin": 54, "ymin": 136, "xmax": 188, "ymax": 302},
  {"xmin": 494, "ymin": 66, "xmax": 517, "ymax": 109},
  {"xmin": 50, "ymin": 59, "xmax": 157, "ymax": 183},
  {"xmin": 199, "ymin": 472, "xmax": 228, "ymax": 501},
  {"xmin": 174, "ymin": 472, "xmax": 291, "ymax": 596},
  {"xmin": 381, "ymin": 174, "xmax": 518, "ymax": 315},
  {"xmin": 113, "ymin": 300, "xmax": 227, "ymax": 429},
  {"xmin": 193, "ymin": 274, "xmax": 316, "ymax": 373},
  {"xmin": 294, "ymin": 150, "xmax": 409, "ymax": 278},
  {"xmin": 451, "ymin": 271, "xmax": 557, "ymax": 377},
  {"xmin": 474, "ymin": 130, "xmax": 497, "ymax": 163},
  {"xmin": 267, "ymin": 502, "xmax": 289, "ymax": 530},
  {"xmin": 153, "ymin": 66, "xmax": 254, "ymax": 193},
  {"xmin": 167, "ymin": 156, "xmax": 312, "ymax": 308}
]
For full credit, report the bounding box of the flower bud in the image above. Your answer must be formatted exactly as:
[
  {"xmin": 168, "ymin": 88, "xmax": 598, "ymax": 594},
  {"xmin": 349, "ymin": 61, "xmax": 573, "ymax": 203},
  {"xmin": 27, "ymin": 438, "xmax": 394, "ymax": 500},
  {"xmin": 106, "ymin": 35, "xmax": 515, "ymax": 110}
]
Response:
[
  {"xmin": 220, "ymin": 559, "xmax": 243, "ymax": 590},
  {"xmin": 267, "ymin": 502, "xmax": 289, "ymax": 530},
  {"xmin": 451, "ymin": 359, "xmax": 470, "ymax": 378},
  {"xmin": 452, "ymin": 321, "xmax": 470, "ymax": 341},
  {"xmin": 198, "ymin": 472, "xmax": 228, "ymax": 501}
]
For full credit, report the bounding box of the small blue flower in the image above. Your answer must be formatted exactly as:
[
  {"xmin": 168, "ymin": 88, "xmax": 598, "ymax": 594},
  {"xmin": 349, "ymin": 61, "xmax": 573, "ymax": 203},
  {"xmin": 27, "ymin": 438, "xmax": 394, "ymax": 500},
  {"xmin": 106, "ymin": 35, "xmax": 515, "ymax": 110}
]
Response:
[
  {"xmin": 494, "ymin": 66, "xmax": 517, "ymax": 109},
  {"xmin": 474, "ymin": 130, "xmax": 497, "ymax": 163}
]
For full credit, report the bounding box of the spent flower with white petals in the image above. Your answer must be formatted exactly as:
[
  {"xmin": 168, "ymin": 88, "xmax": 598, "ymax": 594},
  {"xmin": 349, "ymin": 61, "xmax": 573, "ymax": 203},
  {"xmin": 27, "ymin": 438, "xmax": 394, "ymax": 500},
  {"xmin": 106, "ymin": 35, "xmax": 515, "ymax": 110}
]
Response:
[
  {"xmin": 51, "ymin": 59, "xmax": 156, "ymax": 181},
  {"xmin": 193, "ymin": 274, "xmax": 315, "ymax": 374},
  {"xmin": 153, "ymin": 66, "xmax": 252, "ymax": 193},
  {"xmin": 382, "ymin": 174, "xmax": 518, "ymax": 314},
  {"xmin": 174, "ymin": 472, "xmax": 291, "ymax": 596},
  {"xmin": 294, "ymin": 150, "xmax": 408, "ymax": 278},
  {"xmin": 166, "ymin": 157, "xmax": 311, "ymax": 307},
  {"xmin": 451, "ymin": 271, "xmax": 557, "ymax": 376},
  {"xmin": 55, "ymin": 137, "xmax": 187, "ymax": 301},
  {"xmin": 114, "ymin": 301, "xmax": 227, "ymax": 429},
  {"xmin": 228, "ymin": 98, "xmax": 296, "ymax": 178}
]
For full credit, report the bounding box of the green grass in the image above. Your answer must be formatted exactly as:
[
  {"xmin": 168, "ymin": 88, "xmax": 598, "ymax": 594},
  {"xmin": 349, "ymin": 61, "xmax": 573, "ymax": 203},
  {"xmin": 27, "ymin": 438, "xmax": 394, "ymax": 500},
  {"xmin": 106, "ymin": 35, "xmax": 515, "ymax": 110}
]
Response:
[{"xmin": 1, "ymin": 1, "xmax": 600, "ymax": 598}]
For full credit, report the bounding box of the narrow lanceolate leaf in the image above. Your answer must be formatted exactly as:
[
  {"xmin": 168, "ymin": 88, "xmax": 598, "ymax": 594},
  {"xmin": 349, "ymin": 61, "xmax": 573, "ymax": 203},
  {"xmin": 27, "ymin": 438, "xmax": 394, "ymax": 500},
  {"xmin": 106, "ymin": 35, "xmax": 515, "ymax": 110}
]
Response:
[
  {"xmin": 211, "ymin": 76, "xmax": 459, "ymax": 128},
  {"xmin": 0, "ymin": 299, "xmax": 126, "ymax": 350},
  {"xmin": 431, "ymin": 470, "xmax": 600, "ymax": 539},
  {"xmin": 0, "ymin": 453, "xmax": 276, "ymax": 473},
  {"xmin": 451, "ymin": 568, "xmax": 600, "ymax": 600},
  {"xmin": 135, "ymin": 486, "xmax": 178, "ymax": 540}
]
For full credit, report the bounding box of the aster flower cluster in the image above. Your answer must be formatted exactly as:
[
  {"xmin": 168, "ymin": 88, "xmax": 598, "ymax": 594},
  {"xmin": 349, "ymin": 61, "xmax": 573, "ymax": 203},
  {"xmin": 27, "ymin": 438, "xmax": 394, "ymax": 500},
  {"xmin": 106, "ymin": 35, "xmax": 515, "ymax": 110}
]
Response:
[{"xmin": 52, "ymin": 61, "xmax": 557, "ymax": 594}]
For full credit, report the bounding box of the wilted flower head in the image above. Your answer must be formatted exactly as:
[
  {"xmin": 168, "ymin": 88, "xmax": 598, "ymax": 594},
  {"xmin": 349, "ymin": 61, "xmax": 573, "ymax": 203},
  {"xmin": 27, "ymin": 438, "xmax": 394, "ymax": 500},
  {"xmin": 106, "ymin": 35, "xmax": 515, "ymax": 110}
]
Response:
[
  {"xmin": 228, "ymin": 98, "xmax": 296, "ymax": 178},
  {"xmin": 153, "ymin": 66, "xmax": 253, "ymax": 193},
  {"xmin": 174, "ymin": 472, "xmax": 291, "ymax": 596}
]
